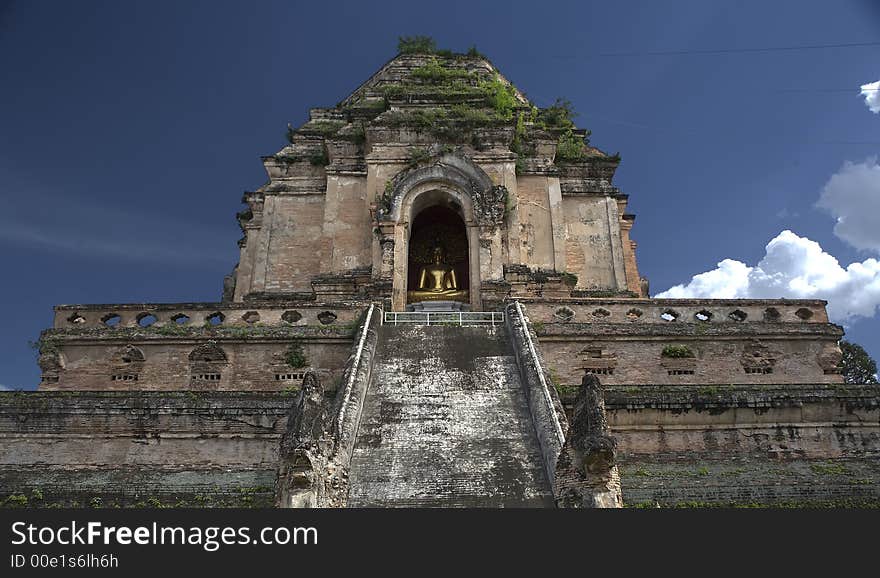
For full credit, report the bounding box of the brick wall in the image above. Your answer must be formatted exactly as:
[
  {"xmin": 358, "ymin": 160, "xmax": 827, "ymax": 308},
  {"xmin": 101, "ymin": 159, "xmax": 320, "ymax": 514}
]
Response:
[
  {"xmin": 599, "ymin": 384, "xmax": 880, "ymax": 507},
  {"xmin": 521, "ymin": 299, "xmax": 844, "ymax": 386},
  {"xmin": 0, "ymin": 392, "xmax": 295, "ymax": 508},
  {"xmin": 39, "ymin": 303, "xmax": 364, "ymax": 391}
]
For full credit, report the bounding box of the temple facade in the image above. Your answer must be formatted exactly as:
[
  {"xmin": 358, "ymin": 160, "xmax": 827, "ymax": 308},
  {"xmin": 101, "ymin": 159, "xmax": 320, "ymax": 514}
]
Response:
[
  {"xmin": 38, "ymin": 53, "xmax": 846, "ymax": 392},
  {"xmin": 3, "ymin": 49, "xmax": 878, "ymax": 509},
  {"xmin": 232, "ymin": 55, "xmax": 642, "ymax": 311}
]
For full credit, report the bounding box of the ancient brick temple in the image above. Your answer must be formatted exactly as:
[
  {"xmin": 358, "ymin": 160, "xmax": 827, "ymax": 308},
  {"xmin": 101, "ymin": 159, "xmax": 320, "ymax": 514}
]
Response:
[{"xmin": 2, "ymin": 50, "xmax": 878, "ymax": 508}]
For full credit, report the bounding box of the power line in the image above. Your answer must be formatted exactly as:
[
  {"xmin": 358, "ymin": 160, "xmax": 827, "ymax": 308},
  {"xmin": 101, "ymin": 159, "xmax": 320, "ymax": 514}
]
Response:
[
  {"xmin": 777, "ymin": 87, "xmax": 878, "ymax": 93},
  {"xmin": 596, "ymin": 40, "xmax": 880, "ymax": 57}
]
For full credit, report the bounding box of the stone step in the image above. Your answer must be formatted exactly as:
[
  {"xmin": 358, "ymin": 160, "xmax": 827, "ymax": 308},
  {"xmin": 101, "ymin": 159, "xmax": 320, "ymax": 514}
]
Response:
[{"xmin": 347, "ymin": 325, "xmax": 554, "ymax": 507}]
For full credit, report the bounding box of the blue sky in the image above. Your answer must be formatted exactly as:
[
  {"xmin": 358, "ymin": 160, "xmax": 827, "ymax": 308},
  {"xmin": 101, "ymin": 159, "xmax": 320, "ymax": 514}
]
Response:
[{"xmin": 1, "ymin": 0, "xmax": 878, "ymax": 389}]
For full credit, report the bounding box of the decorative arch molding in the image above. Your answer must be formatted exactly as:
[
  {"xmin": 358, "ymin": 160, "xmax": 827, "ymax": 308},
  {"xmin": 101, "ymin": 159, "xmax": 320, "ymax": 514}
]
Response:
[
  {"xmin": 188, "ymin": 341, "xmax": 228, "ymax": 390},
  {"xmin": 107, "ymin": 344, "xmax": 145, "ymax": 384},
  {"xmin": 111, "ymin": 344, "xmax": 145, "ymax": 365},
  {"xmin": 188, "ymin": 342, "xmax": 228, "ymax": 363},
  {"xmin": 380, "ymin": 152, "xmax": 507, "ymax": 228},
  {"xmin": 375, "ymin": 151, "xmax": 510, "ymax": 311}
]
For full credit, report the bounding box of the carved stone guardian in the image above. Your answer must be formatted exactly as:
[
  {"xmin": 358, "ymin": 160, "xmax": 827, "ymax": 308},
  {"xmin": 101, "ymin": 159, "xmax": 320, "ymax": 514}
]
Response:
[{"xmin": 555, "ymin": 373, "xmax": 622, "ymax": 508}]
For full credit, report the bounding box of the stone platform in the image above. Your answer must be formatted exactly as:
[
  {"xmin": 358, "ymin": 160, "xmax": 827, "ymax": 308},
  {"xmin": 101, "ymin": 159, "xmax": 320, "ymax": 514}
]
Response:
[{"xmin": 406, "ymin": 300, "xmax": 471, "ymax": 312}]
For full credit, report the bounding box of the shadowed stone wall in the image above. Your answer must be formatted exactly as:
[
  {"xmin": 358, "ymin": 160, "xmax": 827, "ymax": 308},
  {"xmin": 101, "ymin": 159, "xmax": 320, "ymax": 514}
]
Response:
[
  {"xmin": 5, "ymin": 347, "xmax": 878, "ymax": 508},
  {"xmin": 600, "ymin": 384, "xmax": 880, "ymax": 507},
  {"xmin": 0, "ymin": 392, "xmax": 292, "ymax": 508}
]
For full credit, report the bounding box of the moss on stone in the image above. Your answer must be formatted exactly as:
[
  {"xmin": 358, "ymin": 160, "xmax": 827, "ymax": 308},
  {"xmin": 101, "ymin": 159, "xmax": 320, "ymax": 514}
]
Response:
[
  {"xmin": 41, "ymin": 323, "xmax": 356, "ymax": 343},
  {"xmin": 809, "ymin": 462, "xmax": 851, "ymax": 476},
  {"xmin": 300, "ymin": 120, "xmax": 345, "ymax": 137},
  {"xmin": 555, "ymin": 129, "xmax": 588, "ymax": 162},
  {"xmin": 284, "ymin": 341, "xmax": 308, "ymax": 369},
  {"xmin": 626, "ymin": 499, "xmax": 880, "ymax": 509},
  {"xmin": 411, "ymin": 58, "xmax": 474, "ymax": 83},
  {"xmin": 661, "ymin": 344, "xmax": 696, "ymax": 358}
]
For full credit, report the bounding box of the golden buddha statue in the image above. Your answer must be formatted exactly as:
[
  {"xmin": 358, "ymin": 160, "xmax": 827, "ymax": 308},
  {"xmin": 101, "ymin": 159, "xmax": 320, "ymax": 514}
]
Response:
[
  {"xmin": 408, "ymin": 245, "xmax": 468, "ymax": 303},
  {"xmin": 419, "ymin": 246, "xmax": 458, "ymax": 292}
]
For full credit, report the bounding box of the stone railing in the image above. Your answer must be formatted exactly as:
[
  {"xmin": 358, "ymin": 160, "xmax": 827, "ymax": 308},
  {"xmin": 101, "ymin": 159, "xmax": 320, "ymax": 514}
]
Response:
[
  {"xmin": 275, "ymin": 304, "xmax": 382, "ymax": 508},
  {"xmin": 505, "ymin": 301, "xmax": 567, "ymax": 489},
  {"xmin": 514, "ymin": 298, "xmax": 831, "ymax": 325},
  {"xmin": 53, "ymin": 302, "xmax": 365, "ymax": 330},
  {"xmin": 383, "ymin": 311, "xmax": 505, "ymax": 326},
  {"xmin": 333, "ymin": 303, "xmax": 380, "ymax": 461}
]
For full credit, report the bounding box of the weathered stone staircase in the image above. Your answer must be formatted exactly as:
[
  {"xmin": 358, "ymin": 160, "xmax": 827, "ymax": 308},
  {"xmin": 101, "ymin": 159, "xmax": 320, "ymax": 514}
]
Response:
[{"xmin": 347, "ymin": 324, "xmax": 554, "ymax": 507}]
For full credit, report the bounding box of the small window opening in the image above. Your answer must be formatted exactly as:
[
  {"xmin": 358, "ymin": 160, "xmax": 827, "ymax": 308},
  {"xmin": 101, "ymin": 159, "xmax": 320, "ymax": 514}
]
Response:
[
  {"xmin": 206, "ymin": 312, "xmax": 225, "ymax": 326},
  {"xmin": 282, "ymin": 310, "xmax": 302, "ymax": 324},
  {"xmin": 102, "ymin": 313, "xmax": 121, "ymax": 328},
  {"xmin": 795, "ymin": 308, "xmax": 813, "ymax": 320},
  {"xmin": 744, "ymin": 367, "xmax": 773, "ymax": 375},
  {"xmin": 763, "ymin": 308, "xmax": 781, "ymax": 322},
  {"xmin": 67, "ymin": 312, "xmax": 86, "ymax": 325},
  {"xmin": 728, "ymin": 310, "xmax": 747, "ymax": 322},
  {"xmin": 660, "ymin": 309, "xmax": 679, "ymax": 322},
  {"xmin": 585, "ymin": 368, "xmax": 614, "ymax": 375},
  {"xmin": 317, "ymin": 311, "xmax": 338, "ymax": 325},
  {"xmin": 137, "ymin": 313, "xmax": 157, "ymax": 327},
  {"xmin": 694, "ymin": 310, "xmax": 713, "ymax": 322}
]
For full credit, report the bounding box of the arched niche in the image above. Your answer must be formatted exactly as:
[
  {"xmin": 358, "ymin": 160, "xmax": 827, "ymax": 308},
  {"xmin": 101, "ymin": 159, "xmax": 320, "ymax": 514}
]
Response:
[
  {"xmin": 392, "ymin": 184, "xmax": 481, "ymax": 311},
  {"xmin": 188, "ymin": 342, "xmax": 228, "ymax": 389},
  {"xmin": 379, "ymin": 153, "xmax": 506, "ymax": 311},
  {"xmin": 407, "ymin": 200, "xmax": 471, "ymax": 306}
]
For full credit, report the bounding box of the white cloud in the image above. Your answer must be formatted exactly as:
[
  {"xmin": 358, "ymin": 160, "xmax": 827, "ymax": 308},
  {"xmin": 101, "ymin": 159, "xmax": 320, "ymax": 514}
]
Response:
[
  {"xmin": 817, "ymin": 157, "xmax": 880, "ymax": 253},
  {"xmin": 656, "ymin": 230, "xmax": 880, "ymax": 324},
  {"xmin": 861, "ymin": 80, "xmax": 880, "ymax": 113},
  {"xmin": 0, "ymin": 384, "xmax": 10, "ymax": 391},
  {"xmin": 657, "ymin": 259, "xmax": 751, "ymax": 299}
]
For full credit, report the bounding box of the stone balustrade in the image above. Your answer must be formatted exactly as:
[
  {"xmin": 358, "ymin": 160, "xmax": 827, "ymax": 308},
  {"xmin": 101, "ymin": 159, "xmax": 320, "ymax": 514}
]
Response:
[
  {"xmin": 53, "ymin": 302, "xmax": 366, "ymax": 330},
  {"xmin": 513, "ymin": 298, "xmax": 831, "ymax": 325}
]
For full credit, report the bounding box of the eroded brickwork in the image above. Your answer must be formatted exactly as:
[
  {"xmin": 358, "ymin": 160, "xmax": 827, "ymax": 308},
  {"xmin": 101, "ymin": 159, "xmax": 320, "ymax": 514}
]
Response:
[
  {"xmin": 601, "ymin": 384, "xmax": 880, "ymax": 507},
  {"xmin": 39, "ymin": 303, "xmax": 363, "ymax": 391},
  {"xmin": 0, "ymin": 392, "xmax": 291, "ymax": 507},
  {"xmin": 523, "ymin": 299, "xmax": 844, "ymax": 386}
]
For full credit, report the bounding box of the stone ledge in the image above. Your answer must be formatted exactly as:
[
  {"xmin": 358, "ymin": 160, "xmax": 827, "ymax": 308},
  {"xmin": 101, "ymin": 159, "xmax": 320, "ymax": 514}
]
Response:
[
  {"xmin": 511, "ymin": 297, "xmax": 831, "ymax": 307},
  {"xmin": 0, "ymin": 391, "xmax": 295, "ymax": 418},
  {"xmin": 602, "ymin": 383, "xmax": 880, "ymax": 411},
  {"xmin": 53, "ymin": 302, "xmax": 368, "ymax": 329},
  {"xmin": 0, "ymin": 465, "xmax": 277, "ymax": 508},
  {"xmin": 40, "ymin": 325, "xmax": 357, "ymax": 343},
  {"xmin": 617, "ymin": 456, "xmax": 880, "ymax": 508},
  {"xmin": 537, "ymin": 322, "xmax": 843, "ymax": 338}
]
